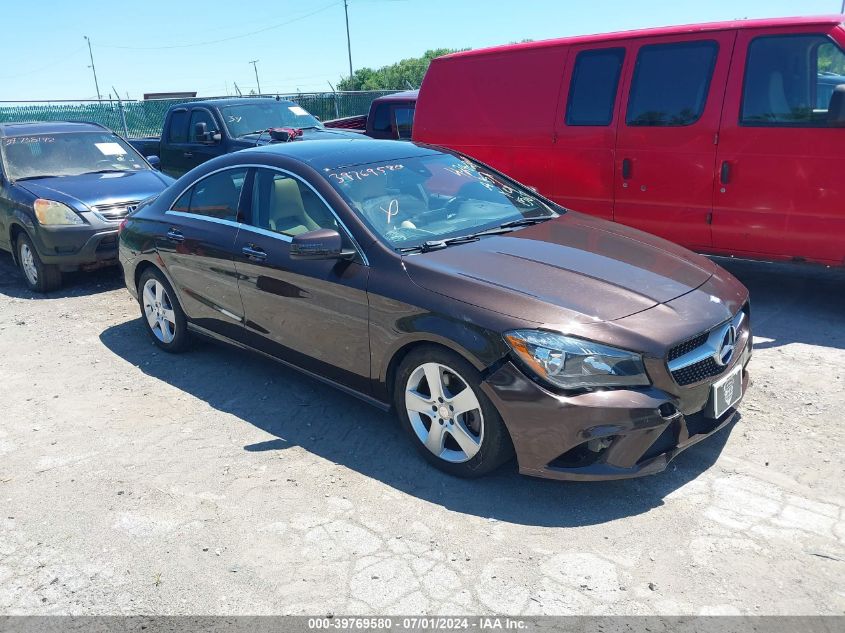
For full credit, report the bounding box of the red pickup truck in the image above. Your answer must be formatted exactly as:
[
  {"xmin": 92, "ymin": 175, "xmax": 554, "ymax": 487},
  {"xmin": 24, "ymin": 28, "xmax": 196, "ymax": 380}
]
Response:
[
  {"xmin": 413, "ymin": 15, "xmax": 845, "ymax": 267},
  {"xmin": 325, "ymin": 90, "xmax": 417, "ymax": 140}
]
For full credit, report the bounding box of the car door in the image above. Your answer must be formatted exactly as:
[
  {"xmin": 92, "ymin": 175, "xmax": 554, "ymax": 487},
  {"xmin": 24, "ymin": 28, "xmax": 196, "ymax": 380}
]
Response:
[
  {"xmin": 160, "ymin": 108, "xmax": 191, "ymax": 178},
  {"xmin": 185, "ymin": 108, "xmax": 222, "ymax": 172},
  {"xmin": 712, "ymin": 25, "xmax": 845, "ymax": 265},
  {"xmin": 158, "ymin": 167, "xmax": 249, "ymax": 341},
  {"xmin": 232, "ymin": 167, "xmax": 371, "ymax": 395},
  {"xmin": 552, "ymin": 43, "xmax": 629, "ymax": 220},
  {"xmin": 613, "ymin": 32, "xmax": 736, "ymax": 249}
]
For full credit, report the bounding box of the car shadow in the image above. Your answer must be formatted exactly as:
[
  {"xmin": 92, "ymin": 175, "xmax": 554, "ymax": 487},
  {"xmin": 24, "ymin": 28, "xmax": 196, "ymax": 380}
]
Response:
[
  {"xmin": 0, "ymin": 251, "xmax": 123, "ymax": 299},
  {"xmin": 713, "ymin": 257, "xmax": 845, "ymax": 351},
  {"xmin": 99, "ymin": 319, "xmax": 735, "ymax": 528}
]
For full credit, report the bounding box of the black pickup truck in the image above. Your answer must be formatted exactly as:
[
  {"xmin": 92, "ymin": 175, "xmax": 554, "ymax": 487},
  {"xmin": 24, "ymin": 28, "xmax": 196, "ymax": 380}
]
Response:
[{"xmin": 130, "ymin": 98, "xmax": 358, "ymax": 178}]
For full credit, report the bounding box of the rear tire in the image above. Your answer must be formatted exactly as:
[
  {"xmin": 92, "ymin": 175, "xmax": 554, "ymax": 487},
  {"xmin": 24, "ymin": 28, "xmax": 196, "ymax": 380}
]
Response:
[
  {"xmin": 394, "ymin": 346, "xmax": 514, "ymax": 478},
  {"xmin": 137, "ymin": 268, "xmax": 189, "ymax": 353},
  {"xmin": 17, "ymin": 234, "xmax": 61, "ymax": 293}
]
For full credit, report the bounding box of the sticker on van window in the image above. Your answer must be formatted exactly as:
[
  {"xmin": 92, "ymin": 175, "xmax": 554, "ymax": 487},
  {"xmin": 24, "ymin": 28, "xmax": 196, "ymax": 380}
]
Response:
[
  {"xmin": 288, "ymin": 106, "xmax": 309, "ymax": 116},
  {"xmin": 95, "ymin": 142, "xmax": 127, "ymax": 156}
]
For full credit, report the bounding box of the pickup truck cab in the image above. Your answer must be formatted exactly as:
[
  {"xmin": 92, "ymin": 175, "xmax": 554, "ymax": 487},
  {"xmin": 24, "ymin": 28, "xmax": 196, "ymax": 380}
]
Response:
[
  {"xmin": 130, "ymin": 98, "xmax": 358, "ymax": 178},
  {"xmin": 414, "ymin": 15, "xmax": 845, "ymax": 267},
  {"xmin": 324, "ymin": 90, "xmax": 417, "ymax": 139}
]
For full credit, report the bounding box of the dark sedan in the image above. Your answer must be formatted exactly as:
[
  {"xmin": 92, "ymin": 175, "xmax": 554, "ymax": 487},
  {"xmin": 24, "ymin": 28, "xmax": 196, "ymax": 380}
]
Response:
[
  {"xmin": 119, "ymin": 138, "xmax": 751, "ymax": 480},
  {"xmin": 0, "ymin": 122, "xmax": 173, "ymax": 291}
]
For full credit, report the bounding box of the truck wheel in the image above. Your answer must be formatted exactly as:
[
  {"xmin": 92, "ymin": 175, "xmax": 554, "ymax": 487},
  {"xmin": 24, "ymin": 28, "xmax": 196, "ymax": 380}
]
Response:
[{"xmin": 17, "ymin": 234, "xmax": 62, "ymax": 293}]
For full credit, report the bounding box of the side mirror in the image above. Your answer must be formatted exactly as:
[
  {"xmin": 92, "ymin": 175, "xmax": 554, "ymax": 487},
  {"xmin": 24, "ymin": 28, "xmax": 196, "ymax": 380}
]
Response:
[
  {"xmin": 194, "ymin": 121, "xmax": 208, "ymax": 141},
  {"xmin": 211, "ymin": 131, "xmax": 222, "ymax": 143},
  {"xmin": 290, "ymin": 228, "xmax": 355, "ymax": 260},
  {"xmin": 146, "ymin": 155, "xmax": 162, "ymax": 170},
  {"xmin": 828, "ymin": 85, "xmax": 845, "ymax": 127}
]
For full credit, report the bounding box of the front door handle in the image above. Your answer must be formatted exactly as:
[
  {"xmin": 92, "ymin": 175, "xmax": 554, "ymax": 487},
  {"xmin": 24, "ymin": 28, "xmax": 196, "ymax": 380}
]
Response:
[
  {"xmin": 720, "ymin": 160, "xmax": 730, "ymax": 185},
  {"xmin": 183, "ymin": 151, "xmax": 193, "ymax": 158},
  {"xmin": 622, "ymin": 158, "xmax": 632, "ymax": 180},
  {"xmin": 242, "ymin": 244, "xmax": 267, "ymax": 261},
  {"xmin": 166, "ymin": 228, "xmax": 184, "ymax": 243}
]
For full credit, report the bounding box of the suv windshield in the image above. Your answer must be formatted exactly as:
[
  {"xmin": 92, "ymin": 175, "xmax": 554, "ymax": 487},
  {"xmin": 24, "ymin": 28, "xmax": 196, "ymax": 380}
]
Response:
[
  {"xmin": 221, "ymin": 101, "xmax": 322, "ymax": 137},
  {"xmin": 326, "ymin": 152, "xmax": 558, "ymax": 249},
  {"xmin": 2, "ymin": 131, "xmax": 149, "ymax": 181}
]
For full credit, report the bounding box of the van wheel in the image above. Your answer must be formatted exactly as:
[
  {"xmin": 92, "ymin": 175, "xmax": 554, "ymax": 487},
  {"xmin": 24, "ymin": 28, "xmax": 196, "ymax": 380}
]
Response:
[
  {"xmin": 137, "ymin": 268, "xmax": 189, "ymax": 352},
  {"xmin": 394, "ymin": 347, "xmax": 514, "ymax": 478},
  {"xmin": 17, "ymin": 234, "xmax": 61, "ymax": 293}
]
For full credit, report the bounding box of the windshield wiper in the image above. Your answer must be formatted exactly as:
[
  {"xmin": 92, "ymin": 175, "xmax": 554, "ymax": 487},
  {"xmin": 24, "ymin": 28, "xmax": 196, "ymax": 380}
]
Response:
[
  {"xmin": 237, "ymin": 130, "xmax": 267, "ymax": 138},
  {"xmin": 14, "ymin": 174, "xmax": 66, "ymax": 181},
  {"xmin": 83, "ymin": 169, "xmax": 129, "ymax": 175},
  {"xmin": 396, "ymin": 216, "xmax": 554, "ymax": 254}
]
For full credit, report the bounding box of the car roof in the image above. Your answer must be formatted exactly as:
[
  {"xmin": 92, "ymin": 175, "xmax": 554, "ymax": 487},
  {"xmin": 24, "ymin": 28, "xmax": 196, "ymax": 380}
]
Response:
[
  {"xmin": 244, "ymin": 137, "xmax": 441, "ymax": 170},
  {"xmin": 373, "ymin": 90, "xmax": 419, "ymax": 103},
  {"xmin": 176, "ymin": 97, "xmax": 297, "ymax": 109},
  {"xmin": 441, "ymin": 15, "xmax": 844, "ymax": 60},
  {"xmin": 0, "ymin": 121, "xmax": 108, "ymax": 137}
]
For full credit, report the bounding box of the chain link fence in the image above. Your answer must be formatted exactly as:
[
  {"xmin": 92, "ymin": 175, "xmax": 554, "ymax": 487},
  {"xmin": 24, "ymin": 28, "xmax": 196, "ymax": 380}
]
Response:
[{"xmin": 0, "ymin": 91, "xmax": 398, "ymax": 139}]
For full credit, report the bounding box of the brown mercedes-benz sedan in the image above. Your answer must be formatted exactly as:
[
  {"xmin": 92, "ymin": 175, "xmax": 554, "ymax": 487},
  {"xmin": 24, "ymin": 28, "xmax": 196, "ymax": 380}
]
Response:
[{"xmin": 118, "ymin": 138, "xmax": 751, "ymax": 481}]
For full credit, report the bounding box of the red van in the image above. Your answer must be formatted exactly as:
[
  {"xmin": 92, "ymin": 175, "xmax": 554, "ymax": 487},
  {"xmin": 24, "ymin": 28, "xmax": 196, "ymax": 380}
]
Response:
[{"xmin": 413, "ymin": 16, "xmax": 845, "ymax": 266}]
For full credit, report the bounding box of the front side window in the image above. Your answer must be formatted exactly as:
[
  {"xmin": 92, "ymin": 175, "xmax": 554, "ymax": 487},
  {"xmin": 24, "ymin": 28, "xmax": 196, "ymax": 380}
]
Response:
[
  {"xmin": 626, "ymin": 41, "xmax": 718, "ymax": 127},
  {"xmin": 566, "ymin": 48, "xmax": 625, "ymax": 126},
  {"xmin": 371, "ymin": 104, "xmax": 391, "ymax": 133},
  {"xmin": 393, "ymin": 106, "xmax": 415, "ymax": 139},
  {"xmin": 220, "ymin": 102, "xmax": 321, "ymax": 138},
  {"xmin": 172, "ymin": 168, "xmax": 247, "ymax": 221},
  {"xmin": 326, "ymin": 153, "xmax": 557, "ymax": 249},
  {"xmin": 2, "ymin": 132, "xmax": 149, "ymax": 181},
  {"xmin": 189, "ymin": 110, "xmax": 217, "ymax": 142},
  {"xmin": 741, "ymin": 34, "xmax": 845, "ymax": 126},
  {"xmin": 248, "ymin": 169, "xmax": 338, "ymax": 237}
]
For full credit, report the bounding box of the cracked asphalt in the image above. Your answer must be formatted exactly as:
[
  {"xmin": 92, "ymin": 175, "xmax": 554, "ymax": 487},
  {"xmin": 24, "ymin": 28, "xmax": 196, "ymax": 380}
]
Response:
[{"xmin": 0, "ymin": 252, "xmax": 843, "ymax": 615}]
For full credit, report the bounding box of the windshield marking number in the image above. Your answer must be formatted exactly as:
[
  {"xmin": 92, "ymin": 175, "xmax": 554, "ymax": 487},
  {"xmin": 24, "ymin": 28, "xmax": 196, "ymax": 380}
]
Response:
[{"xmin": 328, "ymin": 164, "xmax": 404, "ymax": 185}]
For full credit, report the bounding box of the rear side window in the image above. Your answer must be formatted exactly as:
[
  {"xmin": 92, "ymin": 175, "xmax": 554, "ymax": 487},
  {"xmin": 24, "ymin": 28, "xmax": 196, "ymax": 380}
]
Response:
[
  {"xmin": 171, "ymin": 168, "xmax": 247, "ymax": 221},
  {"xmin": 371, "ymin": 104, "xmax": 391, "ymax": 133},
  {"xmin": 741, "ymin": 34, "xmax": 845, "ymax": 127},
  {"xmin": 626, "ymin": 41, "xmax": 718, "ymax": 126},
  {"xmin": 168, "ymin": 110, "xmax": 189, "ymax": 143},
  {"xmin": 566, "ymin": 48, "xmax": 625, "ymax": 126}
]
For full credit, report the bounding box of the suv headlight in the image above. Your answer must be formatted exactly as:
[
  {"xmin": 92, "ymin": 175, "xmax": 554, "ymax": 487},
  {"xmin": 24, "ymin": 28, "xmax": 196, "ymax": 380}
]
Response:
[
  {"xmin": 504, "ymin": 330, "xmax": 650, "ymax": 389},
  {"xmin": 34, "ymin": 199, "xmax": 84, "ymax": 226}
]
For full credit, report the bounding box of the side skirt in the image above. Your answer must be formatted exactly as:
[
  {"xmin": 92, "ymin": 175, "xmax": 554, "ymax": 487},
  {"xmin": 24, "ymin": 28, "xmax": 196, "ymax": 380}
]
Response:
[{"xmin": 186, "ymin": 322, "xmax": 392, "ymax": 412}]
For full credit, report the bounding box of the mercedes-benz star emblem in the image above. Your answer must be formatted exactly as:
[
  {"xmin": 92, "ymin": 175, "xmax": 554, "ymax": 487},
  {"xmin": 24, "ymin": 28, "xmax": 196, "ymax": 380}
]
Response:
[{"xmin": 715, "ymin": 325, "xmax": 737, "ymax": 367}]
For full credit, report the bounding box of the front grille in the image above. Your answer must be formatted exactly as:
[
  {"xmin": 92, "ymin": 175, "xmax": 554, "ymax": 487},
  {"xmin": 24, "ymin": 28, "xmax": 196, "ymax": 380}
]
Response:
[
  {"xmin": 671, "ymin": 356, "xmax": 723, "ymax": 386},
  {"xmin": 668, "ymin": 332, "xmax": 709, "ymax": 361},
  {"xmin": 93, "ymin": 201, "xmax": 140, "ymax": 222}
]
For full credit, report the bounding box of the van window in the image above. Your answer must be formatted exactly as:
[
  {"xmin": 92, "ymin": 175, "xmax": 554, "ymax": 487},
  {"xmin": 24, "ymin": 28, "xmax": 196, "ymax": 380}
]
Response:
[
  {"xmin": 168, "ymin": 110, "xmax": 189, "ymax": 143},
  {"xmin": 393, "ymin": 106, "xmax": 415, "ymax": 139},
  {"xmin": 566, "ymin": 48, "xmax": 625, "ymax": 126},
  {"xmin": 741, "ymin": 35, "xmax": 845, "ymax": 127},
  {"xmin": 626, "ymin": 41, "xmax": 718, "ymax": 127}
]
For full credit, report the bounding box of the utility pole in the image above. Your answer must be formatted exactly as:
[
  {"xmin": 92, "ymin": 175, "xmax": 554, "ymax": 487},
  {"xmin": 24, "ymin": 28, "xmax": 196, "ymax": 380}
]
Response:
[
  {"xmin": 83, "ymin": 36, "xmax": 102, "ymax": 102},
  {"xmin": 250, "ymin": 60, "xmax": 262, "ymax": 95},
  {"xmin": 343, "ymin": 0, "xmax": 354, "ymax": 89},
  {"xmin": 841, "ymin": 0, "xmax": 844, "ymax": 14}
]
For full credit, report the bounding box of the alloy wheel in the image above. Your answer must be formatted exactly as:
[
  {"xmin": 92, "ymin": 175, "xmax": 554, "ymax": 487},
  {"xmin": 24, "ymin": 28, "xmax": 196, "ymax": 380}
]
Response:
[
  {"xmin": 142, "ymin": 278, "xmax": 177, "ymax": 344},
  {"xmin": 19, "ymin": 243, "xmax": 38, "ymax": 286},
  {"xmin": 405, "ymin": 362, "xmax": 484, "ymax": 463}
]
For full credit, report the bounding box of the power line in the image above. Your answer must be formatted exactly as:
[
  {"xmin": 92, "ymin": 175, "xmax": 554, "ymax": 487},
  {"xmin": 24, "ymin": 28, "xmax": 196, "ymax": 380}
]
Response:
[
  {"xmin": 97, "ymin": 2, "xmax": 340, "ymax": 50},
  {"xmin": 0, "ymin": 46, "xmax": 86, "ymax": 80}
]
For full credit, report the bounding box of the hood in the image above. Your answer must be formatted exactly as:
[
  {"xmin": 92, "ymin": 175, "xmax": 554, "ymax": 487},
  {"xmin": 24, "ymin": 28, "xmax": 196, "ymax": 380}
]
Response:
[
  {"xmin": 403, "ymin": 211, "xmax": 718, "ymax": 325},
  {"xmin": 17, "ymin": 170, "xmax": 173, "ymax": 211},
  {"xmin": 236, "ymin": 127, "xmax": 362, "ymax": 148}
]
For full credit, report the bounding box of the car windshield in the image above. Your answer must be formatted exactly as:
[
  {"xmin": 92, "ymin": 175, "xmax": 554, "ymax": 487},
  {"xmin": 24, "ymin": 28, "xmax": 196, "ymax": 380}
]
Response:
[
  {"xmin": 221, "ymin": 101, "xmax": 322, "ymax": 137},
  {"xmin": 325, "ymin": 152, "xmax": 558, "ymax": 249},
  {"xmin": 2, "ymin": 131, "xmax": 149, "ymax": 181}
]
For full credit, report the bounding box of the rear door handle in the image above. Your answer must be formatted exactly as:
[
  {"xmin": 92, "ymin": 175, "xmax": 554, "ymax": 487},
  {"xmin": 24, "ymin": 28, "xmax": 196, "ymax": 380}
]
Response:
[
  {"xmin": 166, "ymin": 228, "xmax": 184, "ymax": 243},
  {"xmin": 242, "ymin": 244, "xmax": 267, "ymax": 261},
  {"xmin": 621, "ymin": 158, "xmax": 632, "ymax": 180},
  {"xmin": 720, "ymin": 160, "xmax": 730, "ymax": 185}
]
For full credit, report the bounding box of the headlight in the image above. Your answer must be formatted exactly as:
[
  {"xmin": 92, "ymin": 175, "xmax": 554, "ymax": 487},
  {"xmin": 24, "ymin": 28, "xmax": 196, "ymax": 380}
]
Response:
[
  {"xmin": 33, "ymin": 199, "xmax": 84, "ymax": 226},
  {"xmin": 504, "ymin": 330, "xmax": 650, "ymax": 389}
]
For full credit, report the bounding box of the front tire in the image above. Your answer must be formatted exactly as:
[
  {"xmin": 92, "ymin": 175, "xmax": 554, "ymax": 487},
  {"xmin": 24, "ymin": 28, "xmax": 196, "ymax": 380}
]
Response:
[
  {"xmin": 394, "ymin": 347, "xmax": 514, "ymax": 478},
  {"xmin": 17, "ymin": 234, "xmax": 61, "ymax": 293},
  {"xmin": 137, "ymin": 268, "xmax": 189, "ymax": 352}
]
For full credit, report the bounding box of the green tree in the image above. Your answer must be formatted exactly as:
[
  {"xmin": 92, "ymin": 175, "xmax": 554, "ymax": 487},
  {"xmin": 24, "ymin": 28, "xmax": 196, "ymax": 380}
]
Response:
[{"xmin": 337, "ymin": 48, "xmax": 466, "ymax": 91}]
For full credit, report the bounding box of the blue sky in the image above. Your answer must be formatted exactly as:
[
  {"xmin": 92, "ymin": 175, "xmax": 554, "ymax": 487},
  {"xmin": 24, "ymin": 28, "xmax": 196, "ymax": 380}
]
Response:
[{"xmin": 1, "ymin": 0, "xmax": 841, "ymax": 101}]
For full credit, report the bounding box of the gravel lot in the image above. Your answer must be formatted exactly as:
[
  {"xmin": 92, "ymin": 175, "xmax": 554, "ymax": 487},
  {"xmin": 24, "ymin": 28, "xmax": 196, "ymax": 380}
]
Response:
[{"xmin": 0, "ymin": 251, "xmax": 843, "ymax": 616}]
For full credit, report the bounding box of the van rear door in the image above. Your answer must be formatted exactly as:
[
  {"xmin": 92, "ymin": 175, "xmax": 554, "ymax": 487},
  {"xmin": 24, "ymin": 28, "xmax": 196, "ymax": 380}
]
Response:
[
  {"xmin": 712, "ymin": 24, "xmax": 845, "ymax": 265},
  {"xmin": 613, "ymin": 31, "xmax": 736, "ymax": 249}
]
